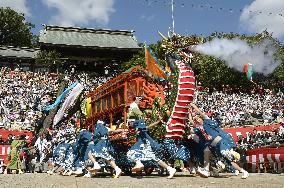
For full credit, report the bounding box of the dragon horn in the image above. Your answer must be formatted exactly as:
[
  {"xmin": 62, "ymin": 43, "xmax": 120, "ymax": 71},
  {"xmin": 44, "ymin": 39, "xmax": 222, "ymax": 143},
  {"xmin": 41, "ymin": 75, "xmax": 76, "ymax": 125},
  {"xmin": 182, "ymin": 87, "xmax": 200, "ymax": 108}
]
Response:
[{"xmin": 158, "ymin": 31, "xmax": 168, "ymax": 40}]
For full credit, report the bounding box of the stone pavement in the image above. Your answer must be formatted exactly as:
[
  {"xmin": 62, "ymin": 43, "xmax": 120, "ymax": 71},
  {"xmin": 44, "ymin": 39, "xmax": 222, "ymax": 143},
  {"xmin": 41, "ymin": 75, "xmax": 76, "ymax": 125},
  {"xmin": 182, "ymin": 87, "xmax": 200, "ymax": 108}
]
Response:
[{"xmin": 0, "ymin": 172, "xmax": 283, "ymax": 188}]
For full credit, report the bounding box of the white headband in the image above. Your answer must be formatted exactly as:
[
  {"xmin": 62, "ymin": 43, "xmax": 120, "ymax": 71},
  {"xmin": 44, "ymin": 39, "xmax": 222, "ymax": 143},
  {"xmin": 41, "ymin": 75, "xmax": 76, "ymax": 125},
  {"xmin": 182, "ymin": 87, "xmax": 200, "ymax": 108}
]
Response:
[{"xmin": 97, "ymin": 120, "xmax": 104, "ymax": 124}]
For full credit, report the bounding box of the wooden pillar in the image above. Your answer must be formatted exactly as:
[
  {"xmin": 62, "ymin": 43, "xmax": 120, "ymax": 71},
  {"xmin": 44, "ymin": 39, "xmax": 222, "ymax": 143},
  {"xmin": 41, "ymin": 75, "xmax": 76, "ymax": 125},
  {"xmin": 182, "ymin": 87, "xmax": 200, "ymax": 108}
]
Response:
[
  {"xmin": 110, "ymin": 93, "xmax": 114, "ymax": 127},
  {"xmin": 31, "ymin": 60, "xmax": 35, "ymax": 72},
  {"xmin": 100, "ymin": 99, "xmax": 102, "ymax": 116},
  {"xmin": 11, "ymin": 60, "xmax": 14, "ymax": 70},
  {"xmin": 123, "ymin": 82, "xmax": 128, "ymax": 129},
  {"xmin": 117, "ymin": 89, "xmax": 120, "ymax": 106},
  {"xmin": 136, "ymin": 79, "xmax": 139, "ymax": 96},
  {"xmin": 110, "ymin": 113, "xmax": 113, "ymax": 128}
]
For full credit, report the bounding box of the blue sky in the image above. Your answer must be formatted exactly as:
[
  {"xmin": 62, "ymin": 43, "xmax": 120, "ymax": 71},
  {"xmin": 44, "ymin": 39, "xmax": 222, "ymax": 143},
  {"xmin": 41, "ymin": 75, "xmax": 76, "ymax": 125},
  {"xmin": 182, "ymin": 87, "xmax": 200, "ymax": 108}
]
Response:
[{"xmin": 1, "ymin": 0, "xmax": 284, "ymax": 44}]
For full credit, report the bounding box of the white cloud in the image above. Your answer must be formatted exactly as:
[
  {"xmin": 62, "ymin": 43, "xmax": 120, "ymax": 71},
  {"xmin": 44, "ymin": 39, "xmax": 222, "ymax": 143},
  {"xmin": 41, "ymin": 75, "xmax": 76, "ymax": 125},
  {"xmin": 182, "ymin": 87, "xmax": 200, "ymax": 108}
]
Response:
[
  {"xmin": 0, "ymin": 0, "xmax": 30, "ymax": 16},
  {"xmin": 42, "ymin": 0, "xmax": 115, "ymax": 26},
  {"xmin": 240, "ymin": 0, "xmax": 284, "ymax": 38},
  {"xmin": 140, "ymin": 14, "xmax": 155, "ymax": 21}
]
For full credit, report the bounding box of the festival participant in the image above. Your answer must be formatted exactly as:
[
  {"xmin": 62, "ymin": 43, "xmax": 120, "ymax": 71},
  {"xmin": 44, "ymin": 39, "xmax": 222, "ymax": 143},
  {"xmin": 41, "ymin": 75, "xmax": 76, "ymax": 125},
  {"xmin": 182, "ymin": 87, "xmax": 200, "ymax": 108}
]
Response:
[
  {"xmin": 187, "ymin": 128, "xmax": 210, "ymax": 175},
  {"xmin": 34, "ymin": 133, "xmax": 49, "ymax": 172},
  {"xmin": 144, "ymin": 95, "xmax": 192, "ymax": 172},
  {"xmin": 47, "ymin": 137, "xmax": 70, "ymax": 175},
  {"xmin": 62, "ymin": 140, "xmax": 76, "ymax": 176},
  {"xmin": 187, "ymin": 106, "xmax": 216, "ymax": 175},
  {"xmin": 149, "ymin": 96, "xmax": 193, "ymax": 173},
  {"xmin": 126, "ymin": 96, "xmax": 176, "ymax": 178},
  {"xmin": 72, "ymin": 129, "xmax": 93, "ymax": 176},
  {"xmin": 189, "ymin": 103, "xmax": 249, "ymax": 179},
  {"xmin": 6, "ymin": 139, "xmax": 25, "ymax": 174},
  {"xmin": 127, "ymin": 119, "xmax": 176, "ymax": 179},
  {"xmin": 128, "ymin": 96, "xmax": 144, "ymax": 122},
  {"xmin": 187, "ymin": 114, "xmax": 225, "ymax": 177},
  {"xmin": 86, "ymin": 120, "xmax": 122, "ymax": 178}
]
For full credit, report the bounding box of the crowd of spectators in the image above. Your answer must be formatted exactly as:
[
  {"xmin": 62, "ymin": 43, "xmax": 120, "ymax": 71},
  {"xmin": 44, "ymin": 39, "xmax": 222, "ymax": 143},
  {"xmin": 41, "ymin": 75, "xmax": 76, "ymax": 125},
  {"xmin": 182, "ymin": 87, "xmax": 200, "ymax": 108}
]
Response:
[
  {"xmin": 0, "ymin": 67, "xmax": 114, "ymax": 174},
  {"xmin": 195, "ymin": 90, "xmax": 284, "ymax": 127},
  {"xmin": 76, "ymin": 72, "xmax": 113, "ymax": 92},
  {"xmin": 237, "ymin": 126, "xmax": 284, "ymax": 150},
  {"xmin": 0, "ymin": 66, "xmax": 283, "ymax": 174},
  {"xmin": 0, "ymin": 67, "xmax": 60, "ymax": 131},
  {"xmin": 0, "ymin": 67, "xmax": 113, "ymax": 132}
]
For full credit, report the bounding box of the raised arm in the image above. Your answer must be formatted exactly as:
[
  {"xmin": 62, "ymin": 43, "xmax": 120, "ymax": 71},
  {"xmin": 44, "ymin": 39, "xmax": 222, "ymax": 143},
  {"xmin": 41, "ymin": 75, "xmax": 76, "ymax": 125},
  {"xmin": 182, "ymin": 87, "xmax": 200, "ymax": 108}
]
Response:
[
  {"xmin": 188, "ymin": 107, "xmax": 195, "ymax": 126},
  {"xmin": 108, "ymin": 129, "xmax": 123, "ymax": 135},
  {"xmin": 190, "ymin": 103, "xmax": 207, "ymax": 119},
  {"xmin": 148, "ymin": 118, "xmax": 163, "ymax": 129}
]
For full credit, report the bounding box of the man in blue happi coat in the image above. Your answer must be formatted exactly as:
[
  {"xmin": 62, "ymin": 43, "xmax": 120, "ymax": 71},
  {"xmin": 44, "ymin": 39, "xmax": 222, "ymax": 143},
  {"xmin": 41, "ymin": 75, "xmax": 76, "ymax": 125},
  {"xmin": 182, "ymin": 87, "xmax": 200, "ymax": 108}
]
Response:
[
  {"xmin": 86, "ymin": 120, "xmax": 122, "ymax": 178},
  {"xmin": 72, "ymin": 129, "xmax": 93, "ymax": 175},
  {"xmin": 127, "ymin": 119, "xmax": 177, "ymax": 179},
  {"xmin": 189, "ymin": 103, "xmax": 249, "ymax": 179}
]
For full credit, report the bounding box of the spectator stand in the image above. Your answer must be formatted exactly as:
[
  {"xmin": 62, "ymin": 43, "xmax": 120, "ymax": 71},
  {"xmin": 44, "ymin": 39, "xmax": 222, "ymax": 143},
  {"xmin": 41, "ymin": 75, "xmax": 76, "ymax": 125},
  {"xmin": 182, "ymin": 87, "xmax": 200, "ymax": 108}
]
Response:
[{"xmin": 223, "ymin": 124, "xmax": 284, "ymax": 173}]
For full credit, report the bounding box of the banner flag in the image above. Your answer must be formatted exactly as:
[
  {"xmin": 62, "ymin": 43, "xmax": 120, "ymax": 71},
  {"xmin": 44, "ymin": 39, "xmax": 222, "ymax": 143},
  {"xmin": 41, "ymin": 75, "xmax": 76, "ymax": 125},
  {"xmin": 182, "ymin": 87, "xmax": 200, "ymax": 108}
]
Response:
[
  {"xmin": 45, "ymin": 82, "xmax": 78, "ymax": 111},
  {"xmin": 53, "ymin": 83, "xmax": 84, "ymax": 126},
  {"xmin": 243, "ymin": 63, "xmax": 253, "ymax": 80},
  {"xmin": 145, "ymin": 46, "xmax": 167, "ymax": 79}
]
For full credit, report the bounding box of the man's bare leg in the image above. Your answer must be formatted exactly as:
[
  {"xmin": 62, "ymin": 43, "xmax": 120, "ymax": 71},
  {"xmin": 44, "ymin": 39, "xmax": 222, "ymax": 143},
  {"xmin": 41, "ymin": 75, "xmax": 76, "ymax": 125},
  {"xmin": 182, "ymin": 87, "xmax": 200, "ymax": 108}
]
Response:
[
  {"xmin": 88, "ymin": 151, "xmax": 101, "ymax": 171},
  {"xmin": 157, "ymin": 160, "xmax": 176, "ymax": 179},
  {"xmin": 231, "ymin": 161, "xmax": 249, "ymax": 179},
  {"xmin": 107, "ymin": 160, "xmax": 122, "ymax": 178}
]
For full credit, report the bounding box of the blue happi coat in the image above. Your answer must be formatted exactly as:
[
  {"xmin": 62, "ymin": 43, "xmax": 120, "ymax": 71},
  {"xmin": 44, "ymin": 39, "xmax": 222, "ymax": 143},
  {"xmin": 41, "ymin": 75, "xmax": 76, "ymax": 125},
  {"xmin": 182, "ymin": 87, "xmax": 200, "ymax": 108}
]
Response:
[
  {"xmin": 163, "ymin": 138, "xmax": 191, "ymax": 162},
  {"xmin": 64, "ymin": 141, "xmax": 76, "ymax": 170},
  {"xmin": 53, "ymin": 141, "xmax": 70, "ymax": 165},
  {"xmin": 127, "ymin": 119, "xmax": 162, "ymax": 162},
  {"xmin": 86, "ymin": 123, "xmax": 114, "ymax": 161},
  {"xmin": 73, "ymin": 130, "xmax": 93, "ymax": 167},
  {"xmin": 131, "ymin": 119, "xmax": 161, "ymax": 151},
  {"xmin": 203, "ymin": 118, "xmax": 236, "ymax": 156},
  {"xmin": 188, "ymin": 127, "xmax": 210, "ymax": 164}
]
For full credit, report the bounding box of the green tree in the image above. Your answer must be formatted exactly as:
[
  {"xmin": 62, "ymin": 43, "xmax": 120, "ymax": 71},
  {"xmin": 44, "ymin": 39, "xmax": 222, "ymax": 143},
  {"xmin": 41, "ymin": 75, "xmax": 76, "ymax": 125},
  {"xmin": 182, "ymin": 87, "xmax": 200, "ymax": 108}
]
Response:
[
  {"xmin": 35, "ymin": 50, "xmax": 63, "ymax": 72},
  {"xmin": 0, "ymin": 7, "xmax": 36, "ymax": 47},
  {"xmin": 122, "ymin": 31, "xmax": 284, "ymax": 91},
  {"xmin": 121, "ymin": 43, "xmax": 167, "ymax": 72},
  {"xmin": 121, "ymin": 47, "xmax": 145, "ymax": 72}
]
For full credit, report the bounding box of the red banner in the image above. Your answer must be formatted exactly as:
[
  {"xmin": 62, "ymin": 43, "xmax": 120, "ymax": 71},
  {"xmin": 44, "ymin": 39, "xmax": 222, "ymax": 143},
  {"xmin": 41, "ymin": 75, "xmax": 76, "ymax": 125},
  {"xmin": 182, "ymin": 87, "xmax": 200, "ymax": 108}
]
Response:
[
  {"xmin": 0, "ymin": 129, "xmax": 33, "ymax": 166},
  {"xmin": 0, "ymin": 129, "xmax": 33, "ymax": 142},
  {"xmin": 223, "ymin": 124, "xmax": 282, "ymax": 142}
]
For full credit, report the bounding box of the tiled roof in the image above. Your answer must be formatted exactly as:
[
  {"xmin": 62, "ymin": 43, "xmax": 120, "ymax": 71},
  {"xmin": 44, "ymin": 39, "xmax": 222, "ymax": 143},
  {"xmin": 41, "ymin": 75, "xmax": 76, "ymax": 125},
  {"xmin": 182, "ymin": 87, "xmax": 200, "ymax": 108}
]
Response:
[
  {"xmin": 39, "ymin": 25, "xmax": 141, "ymax": 50},
  {"xmin": 0, "ymin": 46, "xmax": 39, "ymax": 59}
]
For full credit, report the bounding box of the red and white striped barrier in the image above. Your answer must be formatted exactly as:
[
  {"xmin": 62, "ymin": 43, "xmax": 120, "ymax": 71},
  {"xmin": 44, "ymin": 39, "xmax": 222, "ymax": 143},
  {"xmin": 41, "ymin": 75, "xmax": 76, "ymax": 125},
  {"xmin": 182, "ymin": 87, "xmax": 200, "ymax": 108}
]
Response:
[
  {"xmin": 245, "ymin": 147, "xmax": 284, "ymax": 172},
  {"xmin": 0, "ymin": 145, "xmax": 11, "ymax": 165},
  {"xmin": 223, "ymin": 124, "xmax": 282, "ymax": 142}
]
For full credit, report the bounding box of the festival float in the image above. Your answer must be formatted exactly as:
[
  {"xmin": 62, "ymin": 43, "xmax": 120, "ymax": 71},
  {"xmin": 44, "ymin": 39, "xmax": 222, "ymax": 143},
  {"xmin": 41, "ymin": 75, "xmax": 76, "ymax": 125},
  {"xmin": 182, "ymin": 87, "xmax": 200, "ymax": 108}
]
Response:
[
  {"xmin": 84, "ymin": 32, "xmax": 201, "ymax": 174},
  {"xmin": 85, "ymin": 31, "xmax": 284, "ymax": 173},
  {"xmin": 85, "ymin": 65, "xmax": 166, "ymax": 174}
]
